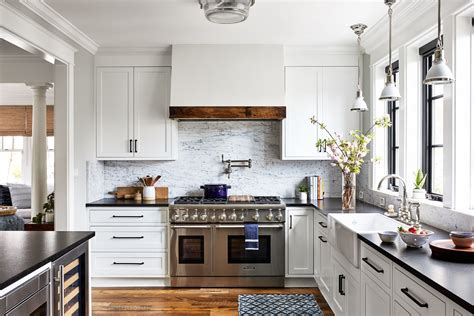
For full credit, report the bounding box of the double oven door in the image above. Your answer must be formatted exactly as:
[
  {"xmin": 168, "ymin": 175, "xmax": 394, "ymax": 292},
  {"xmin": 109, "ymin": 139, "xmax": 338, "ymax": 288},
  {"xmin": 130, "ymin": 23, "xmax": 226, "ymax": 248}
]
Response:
[{"xmin": 170, "ymin": 223, "xmax": 284, "ymax": 277}]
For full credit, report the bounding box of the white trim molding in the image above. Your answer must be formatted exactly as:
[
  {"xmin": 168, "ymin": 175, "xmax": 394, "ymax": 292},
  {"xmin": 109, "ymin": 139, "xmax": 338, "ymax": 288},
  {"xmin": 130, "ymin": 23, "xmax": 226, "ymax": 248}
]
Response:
[{"xmin": 18, "ymin": 0, "xmax": 99, "ymax": 54}]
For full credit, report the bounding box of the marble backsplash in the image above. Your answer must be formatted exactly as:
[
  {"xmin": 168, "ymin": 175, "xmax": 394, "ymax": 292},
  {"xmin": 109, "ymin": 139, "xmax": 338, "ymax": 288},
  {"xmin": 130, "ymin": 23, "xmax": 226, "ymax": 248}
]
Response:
[{"xmin": 97, "ymin": 121, "xmax": 341, "ymax": 198}]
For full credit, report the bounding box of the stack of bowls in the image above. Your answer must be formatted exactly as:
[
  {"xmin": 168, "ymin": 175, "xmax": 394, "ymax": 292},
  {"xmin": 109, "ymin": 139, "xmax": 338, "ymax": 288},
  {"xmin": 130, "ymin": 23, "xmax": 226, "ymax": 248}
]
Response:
[{"xmin": 450, "ymin": 232, "xmax": 474, "ymax": 248}]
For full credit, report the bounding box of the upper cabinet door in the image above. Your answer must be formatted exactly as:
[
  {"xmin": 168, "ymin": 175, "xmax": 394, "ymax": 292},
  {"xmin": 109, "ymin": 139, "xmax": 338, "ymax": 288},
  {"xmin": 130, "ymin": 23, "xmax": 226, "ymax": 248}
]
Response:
[
  {"xmin": 133, "ymin": 67, "xmax": 176, "ymax": 160},
  {"xmin": 282, "ymin": 67, "xmax": 325, "ymax": 160},
  {"xmin": 97, "ymin": 67, "xmax": 134, "ymax": 158},
  {"xmin": 322, "ymin": 67, "xmax": 360, "ymax": 138}
]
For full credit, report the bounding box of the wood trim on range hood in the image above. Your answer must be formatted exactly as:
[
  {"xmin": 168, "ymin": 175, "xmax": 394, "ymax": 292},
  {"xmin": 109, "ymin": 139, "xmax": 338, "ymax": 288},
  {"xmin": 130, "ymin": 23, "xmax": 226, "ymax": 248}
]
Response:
[{"xmin": 169, "ymin": 106, "xmax": 286, "ymax": 120}]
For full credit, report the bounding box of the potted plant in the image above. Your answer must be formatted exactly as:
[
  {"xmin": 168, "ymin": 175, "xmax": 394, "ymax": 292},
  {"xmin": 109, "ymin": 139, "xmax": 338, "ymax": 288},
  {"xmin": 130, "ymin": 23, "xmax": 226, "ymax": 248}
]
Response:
[
  {"xmin": 412, "ymin": 169, "xmax": 427, "ymax": 199},
  {"xmin": 297, "ymin": 184, "xmax": 309, "ymax": 201},
  {"xmin": 311, "ymin": 115, "xmax": 391, "ymax": 210},
  {"xmin": 43, "ymin": 192, "xmax": 54, "ymax": 223}
]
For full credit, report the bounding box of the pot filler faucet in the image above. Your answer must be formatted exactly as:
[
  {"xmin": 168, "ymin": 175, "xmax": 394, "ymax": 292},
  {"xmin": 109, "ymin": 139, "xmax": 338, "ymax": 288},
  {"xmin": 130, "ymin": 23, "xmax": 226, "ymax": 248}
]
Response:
[{"xmin": 377, "ymin": 174, "xmax": 420, "ymax": 226}]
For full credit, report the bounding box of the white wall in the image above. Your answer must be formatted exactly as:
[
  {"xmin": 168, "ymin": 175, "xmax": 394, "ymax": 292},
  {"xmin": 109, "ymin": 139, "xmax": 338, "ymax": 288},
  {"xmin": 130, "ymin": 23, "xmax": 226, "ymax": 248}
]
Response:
[{"xmin": 72, "ymin": 47, "xmax": 95, "ymax": 230}]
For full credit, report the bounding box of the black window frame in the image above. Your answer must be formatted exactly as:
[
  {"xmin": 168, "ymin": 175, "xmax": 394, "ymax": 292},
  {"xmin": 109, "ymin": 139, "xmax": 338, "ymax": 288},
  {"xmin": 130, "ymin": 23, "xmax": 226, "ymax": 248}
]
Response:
[
  {"xmin": 420, "ymin": 38, "xmax": 443, "ymax": 202},
  {"xmin": 385, "ymin": 61, "xmax": 400, "ymax": 191}
]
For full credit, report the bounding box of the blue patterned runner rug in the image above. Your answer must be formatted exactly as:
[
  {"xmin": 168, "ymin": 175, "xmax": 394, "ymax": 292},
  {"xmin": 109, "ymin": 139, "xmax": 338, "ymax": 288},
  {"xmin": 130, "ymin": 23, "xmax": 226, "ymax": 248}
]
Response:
[{"xmin": 238, "ymin": 294, "xmax": 324, "ymax": 316}]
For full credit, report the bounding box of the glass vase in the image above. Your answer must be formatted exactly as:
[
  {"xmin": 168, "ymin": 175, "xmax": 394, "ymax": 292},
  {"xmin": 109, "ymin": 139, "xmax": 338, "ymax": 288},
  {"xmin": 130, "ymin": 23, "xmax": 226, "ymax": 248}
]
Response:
[{"xmin": 342, "ymin": 172, "xmax": 356, "ymax": 211}]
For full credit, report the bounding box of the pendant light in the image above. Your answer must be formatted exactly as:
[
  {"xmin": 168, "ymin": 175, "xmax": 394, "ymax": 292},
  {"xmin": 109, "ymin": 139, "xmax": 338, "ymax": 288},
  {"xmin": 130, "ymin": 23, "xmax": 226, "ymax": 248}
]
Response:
[
  {"xmin": 199, "ymin": 0, "xmax": 255, "ymax": 24},
  {"xmin": 423, "ymin": 0, "xmax": 455, "ymax": 85},
  {"xmin": 379, "ymin": 0, "xmax": 401, "ymax": 101},
  {"xmin": 350, "ymin": 23, "xmax": 368, "ymax": 112}
]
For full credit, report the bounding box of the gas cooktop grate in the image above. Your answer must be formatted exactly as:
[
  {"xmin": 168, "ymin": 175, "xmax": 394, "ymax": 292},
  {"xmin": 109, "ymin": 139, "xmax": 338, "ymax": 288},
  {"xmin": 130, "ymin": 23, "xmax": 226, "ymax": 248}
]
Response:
[{"xmin": 173, "ymin": 196, "xmax": 282, "ymax": 205}]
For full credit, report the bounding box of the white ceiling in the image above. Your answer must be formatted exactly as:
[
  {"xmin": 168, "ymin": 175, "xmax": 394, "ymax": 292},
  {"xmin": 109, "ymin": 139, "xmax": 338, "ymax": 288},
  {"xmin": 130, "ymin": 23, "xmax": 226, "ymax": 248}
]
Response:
[{"xmin": 44, "ymin": 0, "xmax": 388, "ymax": 47}]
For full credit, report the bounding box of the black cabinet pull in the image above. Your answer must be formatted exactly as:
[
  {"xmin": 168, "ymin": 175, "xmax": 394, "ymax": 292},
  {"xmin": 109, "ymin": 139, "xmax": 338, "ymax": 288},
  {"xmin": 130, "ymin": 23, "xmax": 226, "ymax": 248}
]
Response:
[
  {"xmin": 318, "ymin": 235, "xmax": 327, "ymax": 243},
  {"xmin": 400, "ymin": 288, "xmax": 429, "ymax": 308},
  {"xmin": 112, "ymin": 215, "xmax": 144, "ymax": 218},
  {"xmin": 112, "ymin": 236, "xmax": 144, "ymax": 239},
  {"xmin": 362, "ymin": 257, "xmax": 384, "ymax": 273},
  {"xmin": 338, "ymin": 274, "xmax": 346, "ymax": 296},
  {"xmin": 318, "ymin": 221, "xmax": 327, "ymax": 228},
  {"xmin": 129, "ymin": 139, "xmax": 133, "ymax": 153},
  {"xmin": 113, "ymin": 262, "xmax": 144, "ymax": 265},
  {"xmin": 289, "ymin": 215, "xmax": 293, "ymax": 229},
  {"xmin": 134, "ymin": 139, "xmax": 138, "ymax": 153}
]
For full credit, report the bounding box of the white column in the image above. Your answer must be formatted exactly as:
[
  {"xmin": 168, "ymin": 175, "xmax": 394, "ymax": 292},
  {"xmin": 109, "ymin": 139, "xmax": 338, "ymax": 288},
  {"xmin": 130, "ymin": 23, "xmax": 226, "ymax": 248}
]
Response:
[{"xmin": 26, "ymin": 83, "xmax": 52, "ymax": 218}]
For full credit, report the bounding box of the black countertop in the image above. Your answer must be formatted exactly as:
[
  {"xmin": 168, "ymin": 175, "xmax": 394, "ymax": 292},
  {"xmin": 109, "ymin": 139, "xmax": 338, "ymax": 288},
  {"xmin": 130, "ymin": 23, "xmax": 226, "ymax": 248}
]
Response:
[
  {"xmin": 86, "ymin": 198, "xmax": 173, "ymax": 207},
  {"xmin": 0, "ymin": 231, "xmax": 95, "ymax": 290},
  {"xmin": 284, "ymin": 197, "xmax": 473, "ymax": 312},
  {"xmin": 283, "ymin": 198, "xmax": 384, "ymax": 216}
]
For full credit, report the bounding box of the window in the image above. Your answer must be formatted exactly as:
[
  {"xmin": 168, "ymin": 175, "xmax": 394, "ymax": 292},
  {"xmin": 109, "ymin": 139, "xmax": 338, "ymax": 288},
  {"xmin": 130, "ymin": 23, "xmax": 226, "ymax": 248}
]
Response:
[
  {"xmin": 386, "ymin": 61, "xmax": 400, "ymax": 190},
  {"xmin": 420, "ymin": 39, "xmax": 443, "ymax": 201},
  {"xmin": 0, "ymin": 136, "xmax": 54, "ymax": 186}
]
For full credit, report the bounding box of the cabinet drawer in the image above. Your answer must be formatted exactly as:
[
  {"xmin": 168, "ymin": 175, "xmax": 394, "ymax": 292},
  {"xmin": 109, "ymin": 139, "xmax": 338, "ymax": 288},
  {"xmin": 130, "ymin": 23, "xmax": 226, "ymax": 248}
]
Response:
[
  {"xmin": 91, "ymin": 226, "xmax": 167, "ymax": 252},
  {"xmin": 89, "ymin": 208, "xmax": 167, "ymax": 225},
  {"xmin": 92, "ymin": 252, "xmax": 167, "ymax": 277},
  {"xmin": 361, "ymin": 243, "xmax": 392, "ymax": 289},
  {"xmin": 315, "ymin": 212, "xmax": 328, "ymax": 235},
  {"xmin": 393, "ymin": 267, "xmax": 445, "ymax": 316}
]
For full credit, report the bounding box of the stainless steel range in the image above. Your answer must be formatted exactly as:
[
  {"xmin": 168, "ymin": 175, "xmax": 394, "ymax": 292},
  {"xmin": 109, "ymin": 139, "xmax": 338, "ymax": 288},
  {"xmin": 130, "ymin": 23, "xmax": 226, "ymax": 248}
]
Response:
[{"xmin": 169, "ymin": 196, "xmax": 286, "ymax": 287}]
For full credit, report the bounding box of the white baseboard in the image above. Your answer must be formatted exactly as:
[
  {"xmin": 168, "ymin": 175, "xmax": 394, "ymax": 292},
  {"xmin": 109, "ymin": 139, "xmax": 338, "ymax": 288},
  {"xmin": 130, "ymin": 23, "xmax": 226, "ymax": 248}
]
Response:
[
  {"xmin": 284, "ymin": 277, "xmax": 317, "ymax": 288},
  {"xmin": 92, "ymin": 277, "xmax": 170, "ymax": 287}
]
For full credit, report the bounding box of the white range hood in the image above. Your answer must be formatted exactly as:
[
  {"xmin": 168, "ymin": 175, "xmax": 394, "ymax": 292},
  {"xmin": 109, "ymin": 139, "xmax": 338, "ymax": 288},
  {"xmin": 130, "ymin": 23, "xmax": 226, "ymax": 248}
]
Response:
[{"xmin": 170, "ymin": 44, "xmax": 285, "ymax": 120}]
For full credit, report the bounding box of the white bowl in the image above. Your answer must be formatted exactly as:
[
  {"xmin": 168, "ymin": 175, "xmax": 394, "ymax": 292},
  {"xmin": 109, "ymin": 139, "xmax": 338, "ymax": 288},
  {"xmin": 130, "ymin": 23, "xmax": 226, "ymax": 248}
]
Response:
[
  {"xmin": 399, "ymin": 231, "xmax": 434, "ymax": 248},
  {"xmin": 378, "ymin": 231, "xmax": 398, "ymax": 243}
]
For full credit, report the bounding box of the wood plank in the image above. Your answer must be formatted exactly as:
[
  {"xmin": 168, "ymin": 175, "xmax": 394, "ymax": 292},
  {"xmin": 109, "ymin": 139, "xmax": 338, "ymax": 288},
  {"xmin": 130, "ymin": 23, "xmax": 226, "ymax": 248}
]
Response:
[
  {"xmin": 64, "ymin": 302, "xmax": 79, "ymax": 316},
  {"xmin": 64, "ymin": 287, "xmax": 80, "ymax": 305},
  {"xmin": 64, "ymin": 258, "xmax": 80, "ymax": 274},
  {"xmin": 169, "ymin": 106, "xmax": 286, "ymax": 120},
  {"xmin": 92, "ymin": 287, "xmax": 334, "ymax": 315},
  {"xmin": 64, "ymin": 273, "xmax": 79, "ymax": 288}
]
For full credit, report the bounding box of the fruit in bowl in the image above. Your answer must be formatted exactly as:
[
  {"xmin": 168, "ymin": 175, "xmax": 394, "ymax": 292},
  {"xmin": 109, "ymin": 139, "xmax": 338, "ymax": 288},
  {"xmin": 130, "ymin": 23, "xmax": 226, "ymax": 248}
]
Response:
[{"xmin": 398, "ymin": 226, "xmax": 434, "ymax": 248}]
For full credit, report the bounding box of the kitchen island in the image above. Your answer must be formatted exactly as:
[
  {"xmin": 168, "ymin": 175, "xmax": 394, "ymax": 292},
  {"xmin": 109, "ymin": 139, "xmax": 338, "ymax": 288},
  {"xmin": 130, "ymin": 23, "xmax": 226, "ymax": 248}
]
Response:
[{"xmin": 0, "ymin": 231, "xmax": 95, "ymax": 315}]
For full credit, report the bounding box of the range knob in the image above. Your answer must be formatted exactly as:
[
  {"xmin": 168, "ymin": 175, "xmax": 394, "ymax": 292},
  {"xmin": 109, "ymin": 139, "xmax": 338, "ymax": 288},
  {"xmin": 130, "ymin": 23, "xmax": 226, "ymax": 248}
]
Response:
[
  {"xmin": 239, "ymin": 211, "xmax": 245, "ymax": 221},
  {"xmin": 200, "ymin": 210, "xmax": 208, "ymax": 221},
  {"xmin": 172, "ymin": 211, "xmax": 180, "ymax": 221},
  {"xmin": 266, "ymin": 210, "xmax": 274, "ymax": 221},
  {"xmin": 229, "ymin": 210, "xmax": 237, "ymax": 221},
  {"xmin": 210, "ymin": 211, "xmax": 216, "ymax": 221},
  {"xmin": 191, "ymin": 210, "xmax": 199, "ymax": 221},
  {"xmin": 252, "ymin": 210, "xmax": 260, "ymax": 221},
  {"xmin": 219, "ymin": 211, "xmax": 227, "ymax": 221},
  {"xmin": 275, "ymin": 209, "xmax": 283, "ymax": 221},
  {"xmin": 182, "ymin": 210, "xmax": 189, "ymax": 221}
]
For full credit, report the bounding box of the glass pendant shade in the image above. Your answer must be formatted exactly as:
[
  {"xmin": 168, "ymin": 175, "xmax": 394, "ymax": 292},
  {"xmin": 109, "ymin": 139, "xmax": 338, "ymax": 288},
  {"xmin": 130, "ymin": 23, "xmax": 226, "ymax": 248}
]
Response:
[
  {"xmin": 351, "ymin": 89, "xmax": 368, "ymax": 112},
  {"xmin": 379, "ymin": 74, "xmax": 401, "ymax": 101},
  {"xmin": 199, "ymin": 0, "xmax": 254, "ymax": 24},
  {"xmin": 424, "ymin": 48, "xmax": 455, "ymax": 85}
]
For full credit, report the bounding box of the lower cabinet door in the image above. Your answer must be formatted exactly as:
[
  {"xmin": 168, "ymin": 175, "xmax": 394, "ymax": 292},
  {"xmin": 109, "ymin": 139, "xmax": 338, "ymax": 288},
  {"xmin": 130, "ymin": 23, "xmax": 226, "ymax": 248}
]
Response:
[
  {"xmin": 393, "ymin": 297, "xmax": 421, "ymax": 316},
  {"xmin": 318, "ymin": 232, "xmax": 332, "ymax": 297},
  {"xmin": 287, "ymin": 209, "xmax": 314, "ymax": 275},
  {"xmin": 361, "ymin": 273, "xmax": 391, "ymax": 316},
  {"xmin": 332, "ymin": 259, "xmax": 346, "ymax": 315},
  {"xmin": 346, "ymin": 273, "xmax": 360, "ymax": 316}
]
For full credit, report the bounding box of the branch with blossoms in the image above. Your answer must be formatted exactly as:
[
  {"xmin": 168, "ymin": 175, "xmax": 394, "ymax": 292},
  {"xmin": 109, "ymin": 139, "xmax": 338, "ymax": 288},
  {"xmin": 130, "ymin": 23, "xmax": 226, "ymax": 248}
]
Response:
[{"xmin": 310, "ymin": 115, "xmax": 392, "ymax": 175}]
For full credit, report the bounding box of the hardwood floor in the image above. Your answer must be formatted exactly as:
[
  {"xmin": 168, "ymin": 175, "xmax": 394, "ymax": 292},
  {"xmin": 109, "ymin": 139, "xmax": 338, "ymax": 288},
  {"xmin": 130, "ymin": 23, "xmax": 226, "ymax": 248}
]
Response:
[{"xmin": 92, "ymin": 287, "xmax": 334, "ymax": 316}]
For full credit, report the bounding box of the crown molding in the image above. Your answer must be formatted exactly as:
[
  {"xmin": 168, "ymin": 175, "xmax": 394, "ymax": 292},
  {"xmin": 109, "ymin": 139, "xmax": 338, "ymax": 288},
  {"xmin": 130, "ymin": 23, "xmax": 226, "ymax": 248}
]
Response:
[
  {"xmin": 284, "ymin": 45, "xmax": 360, "ymax": 55},
  {"xmin": 19, "ymin": 0, "xmax": 99, "ymax": 55},
  {"xmin": 97, "ymin": 46, "xmax": 172, "ymax": 56}
]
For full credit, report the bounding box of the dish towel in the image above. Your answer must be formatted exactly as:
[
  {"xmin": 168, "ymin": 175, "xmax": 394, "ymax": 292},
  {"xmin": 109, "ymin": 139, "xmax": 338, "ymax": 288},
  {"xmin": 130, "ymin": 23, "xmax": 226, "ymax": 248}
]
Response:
[{"xmin": 244, "ymin": 223, "xmax": 259, "ymax": 251}]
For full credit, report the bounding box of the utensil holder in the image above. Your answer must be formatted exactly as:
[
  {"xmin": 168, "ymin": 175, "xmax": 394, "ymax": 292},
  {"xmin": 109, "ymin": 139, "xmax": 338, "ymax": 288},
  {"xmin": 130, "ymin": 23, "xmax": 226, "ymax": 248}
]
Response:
[{"xmin": 143, "ymin": 186, "xmax": 156, "ymax": 201}]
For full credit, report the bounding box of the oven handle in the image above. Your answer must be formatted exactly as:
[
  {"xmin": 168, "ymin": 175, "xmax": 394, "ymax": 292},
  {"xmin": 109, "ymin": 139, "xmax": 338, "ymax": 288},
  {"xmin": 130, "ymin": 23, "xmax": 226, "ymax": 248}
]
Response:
[
  {"xmin": 215, "ymin": 224, "xmax": 284, "ymax": 229},
  {"xmin": 170, "ymin": 225, "xmax": 212, "ymax": 229}
]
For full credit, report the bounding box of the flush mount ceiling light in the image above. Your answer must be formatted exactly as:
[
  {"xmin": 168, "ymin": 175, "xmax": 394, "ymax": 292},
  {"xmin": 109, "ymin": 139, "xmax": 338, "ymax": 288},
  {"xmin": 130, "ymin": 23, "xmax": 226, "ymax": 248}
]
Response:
[
  {"xmin": 198, "ymin": 0, "xmax": 255, "ymax": 24},
  {"xmin": 379, "ymin": 0, "xmax": 401, "ymax": 101},
  {"xmin": 350, "ymin": 23, "xmax": 368, "ymax": 112},
  {"xmin": 423, "ymin": 0, "xmax": 455, "ymax": 85}
]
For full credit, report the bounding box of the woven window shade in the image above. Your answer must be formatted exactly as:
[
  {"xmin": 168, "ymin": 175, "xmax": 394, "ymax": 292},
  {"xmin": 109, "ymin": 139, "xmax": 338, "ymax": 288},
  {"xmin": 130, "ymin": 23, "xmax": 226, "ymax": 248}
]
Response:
[{"xmin": 0, "ymin": 106, "xmax": 54, "ymax": 136}]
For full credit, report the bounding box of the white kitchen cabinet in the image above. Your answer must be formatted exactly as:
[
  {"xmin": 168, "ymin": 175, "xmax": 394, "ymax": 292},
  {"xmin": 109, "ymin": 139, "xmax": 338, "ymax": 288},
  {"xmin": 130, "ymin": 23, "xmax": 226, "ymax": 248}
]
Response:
[
  {"xmin": 282, "ymin": 66, "xmax": 360, "ymax": 160},
  {"xmin": 286, "ymin": 208, "xmax": 314, "ymax": 276},
  {"xmin": 331, "ymin": 252, "xmax": 360, "ymax": 316},
  {"xmin": 97, "ymin": 67, "xmax": 134, "ymax": 158},
  {"xmin": 361, "ymin": 272, "xmax": 392, "ymax": 316},
  {"xmin": 96, "ymin": 66, "xmax": 177, "ymax": 160},
  {"xmin": 318, "ymin": 230, "xmax": 332, "ymax": 297}
]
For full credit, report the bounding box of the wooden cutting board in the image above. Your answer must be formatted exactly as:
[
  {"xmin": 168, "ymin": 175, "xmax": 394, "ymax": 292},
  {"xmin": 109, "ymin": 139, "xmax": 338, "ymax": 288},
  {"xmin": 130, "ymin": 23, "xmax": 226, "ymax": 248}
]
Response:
[
  {"xmin": 113, "ymin": 187, "xmax": 168, "ymax": 200},
  {"xmin": 429, "ymin": 239, "xmax": 474, "ymax": 263}
]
